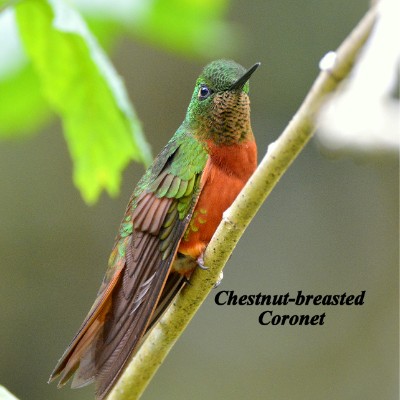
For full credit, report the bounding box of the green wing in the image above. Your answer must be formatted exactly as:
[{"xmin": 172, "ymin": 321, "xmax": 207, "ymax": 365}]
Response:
[{"xmin": 50, "ymin": 129, "xmax": 209, "ymax": 400}]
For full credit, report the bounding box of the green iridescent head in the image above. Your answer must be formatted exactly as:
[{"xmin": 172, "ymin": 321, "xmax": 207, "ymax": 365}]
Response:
[{"xmin": 184, "ymin": 60, "xmax": 260, "ymax": 144}]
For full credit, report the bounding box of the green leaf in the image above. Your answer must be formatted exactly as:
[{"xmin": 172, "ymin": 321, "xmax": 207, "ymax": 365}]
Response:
[
  {"xmin": 0, "ymin": 2, "xmax": 13, "ymax": 11},
  {"xmin": 0, "ymin": 62, "xmax": 50, "ymax": 137},
  {"xmin": 15, "ymin": 0, "xmax": 152, "ymax": 203},
  {"xmin": 0, "ymin": 8, "xmax": 49, "ymax": 137},
  {"xmin": 0, "ymin": 386, "xmax": 19, "ymax": 400}
]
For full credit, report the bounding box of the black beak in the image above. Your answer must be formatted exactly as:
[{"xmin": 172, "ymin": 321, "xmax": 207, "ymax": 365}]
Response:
[{"xmin": 229, "ymin": 62, "xmax": 261, "ymax": 91}]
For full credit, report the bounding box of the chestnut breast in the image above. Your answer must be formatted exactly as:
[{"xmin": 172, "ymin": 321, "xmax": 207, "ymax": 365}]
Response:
[{"xmin": 178, "ymin": 139, "xmax": 257, "ymax": 259}]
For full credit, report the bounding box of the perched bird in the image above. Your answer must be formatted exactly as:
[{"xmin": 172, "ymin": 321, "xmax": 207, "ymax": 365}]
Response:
[{"xmin": 49, "ymin": 59, "xmax": 259, "ymax": 399}]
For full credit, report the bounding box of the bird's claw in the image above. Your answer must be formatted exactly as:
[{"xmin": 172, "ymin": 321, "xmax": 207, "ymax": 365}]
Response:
[
  {"xmin": 196, "ymin": 253, "xmax": 223, "ymax": 288},
  {"xmin": 214, "ymin": 271, "xmax": 223, "ymax": 288},
  {"xmin": 196, "ymin": 254, "xmax": 209, "ymax": 270}
]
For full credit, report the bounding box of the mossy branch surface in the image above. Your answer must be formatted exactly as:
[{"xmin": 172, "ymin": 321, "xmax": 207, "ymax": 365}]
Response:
[{"xmin": 107, "ymin": 5, "xmax": 378, "ymax": 400}]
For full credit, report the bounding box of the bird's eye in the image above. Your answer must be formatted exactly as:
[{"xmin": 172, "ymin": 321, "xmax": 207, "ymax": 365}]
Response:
[{"xmin": 198, "ymin": 85, "xmax": 213, "ymax": 100}]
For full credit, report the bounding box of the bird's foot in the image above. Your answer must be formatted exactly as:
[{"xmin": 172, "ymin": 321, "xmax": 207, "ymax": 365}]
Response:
[
  {"xmin": 196, "ymin": 253, "xmax": 223, "ymax": 288},
  {"xmin": 196, "ymin": 253, "xmax": 209, "ymax": 270}
]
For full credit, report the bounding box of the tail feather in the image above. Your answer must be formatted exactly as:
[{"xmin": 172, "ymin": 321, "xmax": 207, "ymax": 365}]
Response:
[
  {"xmin": 49, "ymin": 266, "xmax": 124, "ymax": 386},
  {"xmin": 58, "ymin": 311, "xmax": 107, "ymax": 387}
]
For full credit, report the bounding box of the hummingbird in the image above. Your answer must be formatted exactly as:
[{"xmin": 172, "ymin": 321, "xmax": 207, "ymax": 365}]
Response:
[{"xmin": 49, "ymin": 59, "xmax": 259, "ymax": 399}]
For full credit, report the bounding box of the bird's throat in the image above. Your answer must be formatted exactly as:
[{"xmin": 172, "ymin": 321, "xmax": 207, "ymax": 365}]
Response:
[{"xmin": 196, "ymin": 91, "xmax": 252, "ymax": 145}]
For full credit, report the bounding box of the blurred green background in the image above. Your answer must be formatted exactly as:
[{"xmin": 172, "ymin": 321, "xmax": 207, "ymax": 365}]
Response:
[{"xmin": 0, "ymin": 1, "xmax": 398, "ymax": 400}]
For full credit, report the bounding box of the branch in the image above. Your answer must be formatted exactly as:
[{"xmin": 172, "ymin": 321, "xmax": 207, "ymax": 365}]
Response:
[{"xmin": 107, "ymin": 5, "xmax": 378, "ymax": 399}]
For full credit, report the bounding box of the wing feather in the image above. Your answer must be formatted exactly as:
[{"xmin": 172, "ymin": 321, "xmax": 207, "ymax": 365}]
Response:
[
  {"xmin": 50, "ymin": 131, "xmax": 209, "ymax": 400},
  {"xmin": 93, "ymin": 170, "xmax": 205, "ymax": 398}
]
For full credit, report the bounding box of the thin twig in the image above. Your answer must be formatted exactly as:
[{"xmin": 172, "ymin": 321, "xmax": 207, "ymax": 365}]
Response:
[{"xmin": 107, "ymin": 4, "xmax": 378, "ymax": 399}]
